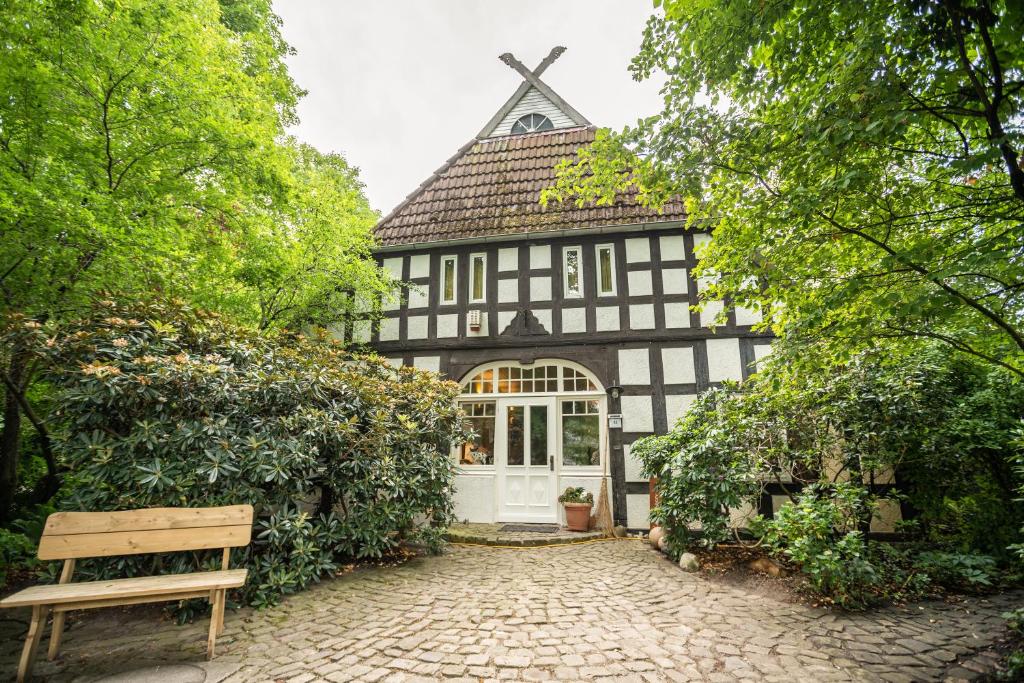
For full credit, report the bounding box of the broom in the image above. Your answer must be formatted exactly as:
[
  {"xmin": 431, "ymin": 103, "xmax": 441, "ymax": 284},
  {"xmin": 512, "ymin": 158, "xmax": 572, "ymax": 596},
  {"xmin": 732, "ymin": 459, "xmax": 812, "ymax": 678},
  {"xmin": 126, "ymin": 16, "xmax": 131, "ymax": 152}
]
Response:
[{"xmin": 591, "ymin": 417, "xmax": 615, "ymax": 536}]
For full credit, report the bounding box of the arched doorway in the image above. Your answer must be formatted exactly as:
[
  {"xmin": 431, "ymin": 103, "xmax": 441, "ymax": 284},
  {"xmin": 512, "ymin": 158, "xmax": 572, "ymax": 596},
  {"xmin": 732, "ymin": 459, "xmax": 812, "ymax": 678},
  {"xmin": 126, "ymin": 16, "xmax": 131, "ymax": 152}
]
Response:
[{"xmin": 455, "ymin": 360, "xmax": 608, "ymax": 523}]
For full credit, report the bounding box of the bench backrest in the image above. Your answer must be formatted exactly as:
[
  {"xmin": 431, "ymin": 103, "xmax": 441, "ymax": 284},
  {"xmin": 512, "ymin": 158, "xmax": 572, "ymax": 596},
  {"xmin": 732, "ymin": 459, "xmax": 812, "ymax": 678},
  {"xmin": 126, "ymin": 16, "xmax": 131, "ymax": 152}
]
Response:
[{"xmin": 37, "ymin": 505, "xmax": 254, "ymax": 561}]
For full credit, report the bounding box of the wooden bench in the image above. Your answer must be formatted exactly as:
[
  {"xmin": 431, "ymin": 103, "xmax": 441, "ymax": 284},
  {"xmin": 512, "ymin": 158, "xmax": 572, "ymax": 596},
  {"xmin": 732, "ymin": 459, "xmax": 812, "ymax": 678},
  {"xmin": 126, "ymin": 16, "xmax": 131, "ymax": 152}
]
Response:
[{"xmin": 0, "ymin": 505, "xmax": 253, "ymax": 682}]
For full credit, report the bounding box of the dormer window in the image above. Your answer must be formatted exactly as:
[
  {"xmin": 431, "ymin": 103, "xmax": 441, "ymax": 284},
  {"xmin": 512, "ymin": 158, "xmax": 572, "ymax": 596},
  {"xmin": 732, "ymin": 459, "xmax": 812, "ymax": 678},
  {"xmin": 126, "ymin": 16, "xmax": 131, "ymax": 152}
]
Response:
[{"xmin": 511, "ymin": 113, "xmax": 554, "ymax": 135}]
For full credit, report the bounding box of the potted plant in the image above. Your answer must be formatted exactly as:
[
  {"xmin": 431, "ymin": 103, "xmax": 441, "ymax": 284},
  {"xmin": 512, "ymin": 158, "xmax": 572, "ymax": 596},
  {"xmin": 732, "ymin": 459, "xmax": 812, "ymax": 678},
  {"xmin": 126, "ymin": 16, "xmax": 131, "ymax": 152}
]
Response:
[{"xmin": 559, "ymin": 486, "xmax": 594, "ymax": 531}]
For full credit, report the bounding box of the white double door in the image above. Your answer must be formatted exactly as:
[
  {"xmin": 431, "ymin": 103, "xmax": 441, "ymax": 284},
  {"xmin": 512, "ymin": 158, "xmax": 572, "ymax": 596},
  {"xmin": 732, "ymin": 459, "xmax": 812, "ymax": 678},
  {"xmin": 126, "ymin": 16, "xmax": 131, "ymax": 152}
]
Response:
[{"xmin": 495, "ymin": 397, "xmax": 558, "ymax": 523}]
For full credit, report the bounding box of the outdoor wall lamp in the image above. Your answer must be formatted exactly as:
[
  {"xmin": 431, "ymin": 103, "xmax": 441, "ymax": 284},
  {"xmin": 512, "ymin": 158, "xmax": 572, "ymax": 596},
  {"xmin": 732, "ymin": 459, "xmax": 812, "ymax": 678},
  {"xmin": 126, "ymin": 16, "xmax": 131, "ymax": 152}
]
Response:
[{"xmin": 607, "ymin": 385, "xmax": 623, "ymax": 400}]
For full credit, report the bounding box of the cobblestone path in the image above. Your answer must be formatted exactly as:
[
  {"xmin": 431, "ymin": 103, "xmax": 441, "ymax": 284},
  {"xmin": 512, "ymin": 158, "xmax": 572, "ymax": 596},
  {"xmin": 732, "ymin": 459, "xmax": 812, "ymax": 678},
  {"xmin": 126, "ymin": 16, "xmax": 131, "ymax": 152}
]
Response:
[{"xmin": 0, "ymin": 540, "xmax": 1018, "ymax": 681}]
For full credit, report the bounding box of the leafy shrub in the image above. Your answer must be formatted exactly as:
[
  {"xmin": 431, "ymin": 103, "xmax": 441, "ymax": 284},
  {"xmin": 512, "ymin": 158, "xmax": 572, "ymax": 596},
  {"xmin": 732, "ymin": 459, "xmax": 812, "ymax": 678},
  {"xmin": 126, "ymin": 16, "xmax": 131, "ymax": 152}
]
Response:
[
  {"xmin": 0, "ymin": 528, "xmax": 37, "ymax": 586},
  {"xmin": 633, "ymin": 385, "xmax": 761, "ymax": 555},
  {"xmin": 558, "ymin": 487, "xmax": 593, "ymax": 505},
  {"xmin": 754, "ymin": 483, "xmax": 880, "ymax": 608},
  {"xmin": 22, "ymin": 299, "xmax": 469, "ymax": 608},
  {"xmin": 913, "ymin": 551, "xmax": 998, "ymax": 590}
]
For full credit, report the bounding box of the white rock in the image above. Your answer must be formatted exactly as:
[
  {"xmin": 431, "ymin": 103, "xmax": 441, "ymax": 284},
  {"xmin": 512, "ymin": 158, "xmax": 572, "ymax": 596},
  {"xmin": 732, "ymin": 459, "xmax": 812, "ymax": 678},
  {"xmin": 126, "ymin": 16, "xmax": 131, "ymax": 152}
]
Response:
[
  {"xmin": 678, "ymin": 552, "xmax": 699, "ymax": 572},
  {"xmin": 648, "ymin": 526, "xmax": 664, "ymax": 546},
  {"xmin": 657, "ymin": 536, "xmax": 669, "ymax": 553}
]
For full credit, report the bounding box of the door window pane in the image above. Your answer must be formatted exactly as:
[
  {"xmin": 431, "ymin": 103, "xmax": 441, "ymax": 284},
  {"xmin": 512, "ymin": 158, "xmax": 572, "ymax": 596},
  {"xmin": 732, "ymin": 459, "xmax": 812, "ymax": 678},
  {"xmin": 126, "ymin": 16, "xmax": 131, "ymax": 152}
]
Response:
[
  {"xmin": 507, "ymin": 405, "xmax": 524, "ymax": 466},
  {"xmin": 459, "ymin": 402, "xmax": 494, "ymax": 465},
  {"xmin": 530, "ymin": 405, "xmax": 548, "ymax": 466},
  {"xmin": 562, "ymin": 400, "xmax": 600, "ymax": 466}
]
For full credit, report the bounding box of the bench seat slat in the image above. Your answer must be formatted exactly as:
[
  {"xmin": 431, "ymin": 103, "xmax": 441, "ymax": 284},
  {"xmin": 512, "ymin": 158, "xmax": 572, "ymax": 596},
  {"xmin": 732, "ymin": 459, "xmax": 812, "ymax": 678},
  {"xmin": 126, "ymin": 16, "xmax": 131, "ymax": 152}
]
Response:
[{"xmin": 0, "ymin": 569, "xmax": 247, "ymax": 609}]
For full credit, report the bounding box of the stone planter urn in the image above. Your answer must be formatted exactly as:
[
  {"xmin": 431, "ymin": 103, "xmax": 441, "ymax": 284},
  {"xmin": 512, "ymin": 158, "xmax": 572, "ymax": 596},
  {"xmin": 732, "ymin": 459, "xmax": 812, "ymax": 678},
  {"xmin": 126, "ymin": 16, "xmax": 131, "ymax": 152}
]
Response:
[{"xmin": 558, "ymin": 486, "xmax": 594, "ymax": 532}]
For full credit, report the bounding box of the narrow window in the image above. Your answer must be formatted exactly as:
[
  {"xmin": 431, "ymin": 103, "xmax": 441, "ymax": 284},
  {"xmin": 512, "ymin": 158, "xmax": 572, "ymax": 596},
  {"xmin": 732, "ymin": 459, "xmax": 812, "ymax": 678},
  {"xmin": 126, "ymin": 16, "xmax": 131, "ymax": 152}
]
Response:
[
  {"xmin": 441, "ymin": 255, "xmax": 457, "ymax": 304},
  {"xmin": 470, "ymin": 253, "xmax": 486, "ymax": 303},
  {"xmin": 561, "ymin": 399, "xmax": 601, "ymax": 467},
  {"xmin": 596, "ymin": 244, "xmax": 616, "ymax": 295},
  {"xmin": 459, "ymin": 401, "xmax": 495, "ymax": 466},
  {"xmin": 563, "ymin": 246, "xmax": 582, "ymax": 298}
]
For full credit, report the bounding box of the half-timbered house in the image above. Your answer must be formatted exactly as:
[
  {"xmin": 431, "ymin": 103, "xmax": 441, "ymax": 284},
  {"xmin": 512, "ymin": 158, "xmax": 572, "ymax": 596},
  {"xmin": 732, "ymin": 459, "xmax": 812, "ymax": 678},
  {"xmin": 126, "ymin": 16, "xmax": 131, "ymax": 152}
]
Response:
[{"xmin": 360, "ymin": 48, "xmax": 775, "ymax": 530}]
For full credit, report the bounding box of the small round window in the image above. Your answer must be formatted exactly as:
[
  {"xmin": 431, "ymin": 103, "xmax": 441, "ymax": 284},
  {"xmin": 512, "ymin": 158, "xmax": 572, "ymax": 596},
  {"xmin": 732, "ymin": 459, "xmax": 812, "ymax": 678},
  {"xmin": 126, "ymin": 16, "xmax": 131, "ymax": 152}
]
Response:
[{"xmin": 511, "ymin": 113, "xmax": 554, "ymax": 134}]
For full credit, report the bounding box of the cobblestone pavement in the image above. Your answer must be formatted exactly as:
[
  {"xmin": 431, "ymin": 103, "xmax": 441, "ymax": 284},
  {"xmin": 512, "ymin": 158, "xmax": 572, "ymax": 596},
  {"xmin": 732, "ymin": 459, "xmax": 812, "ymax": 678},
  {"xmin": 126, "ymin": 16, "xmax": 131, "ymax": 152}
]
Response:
[{"xmin": 0, "ymin": 540, "xmax": 1019, "ymax": 682}]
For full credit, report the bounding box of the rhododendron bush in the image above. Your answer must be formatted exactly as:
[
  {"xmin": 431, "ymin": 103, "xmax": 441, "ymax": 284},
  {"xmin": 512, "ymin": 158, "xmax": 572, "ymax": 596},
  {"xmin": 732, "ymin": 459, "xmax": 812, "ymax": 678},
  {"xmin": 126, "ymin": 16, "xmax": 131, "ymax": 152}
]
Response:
[{"xmin": 13, "ymin": 299, "xmax": 468, "ymax": 608}]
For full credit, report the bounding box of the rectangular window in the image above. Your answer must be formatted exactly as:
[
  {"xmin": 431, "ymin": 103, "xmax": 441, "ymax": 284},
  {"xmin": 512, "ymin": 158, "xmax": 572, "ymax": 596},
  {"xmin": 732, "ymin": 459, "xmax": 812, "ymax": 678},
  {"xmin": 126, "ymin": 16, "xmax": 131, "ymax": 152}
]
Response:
[
  {"xmin": 441, "ymin": 255, "xmax": 457, "ymax": 304},
  {"xmin": 596, "ymin": 244, "xmax": 616, "ymax": 295},
  {"xmin": 459, "ymin": 402, "xmax": 495, "ymax": 466},
  {"xmin": 563, "ymin": 246, "xmax": 582, "ymax": 297},
  {"xmin": 561, "ymin": 400, "xmax": 601, "ymax": 467},
  {"xmin": 470, "ymin": 253, "xmax": 486, "ymax": 303}
]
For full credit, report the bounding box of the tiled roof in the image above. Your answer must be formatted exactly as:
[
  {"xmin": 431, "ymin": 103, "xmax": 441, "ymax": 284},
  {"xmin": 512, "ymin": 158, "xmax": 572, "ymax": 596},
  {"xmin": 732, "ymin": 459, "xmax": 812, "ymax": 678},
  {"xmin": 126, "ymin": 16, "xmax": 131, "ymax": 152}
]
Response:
[{"xmin": 374, "ymin": 126, "xmax": 687, "ymax": 247}]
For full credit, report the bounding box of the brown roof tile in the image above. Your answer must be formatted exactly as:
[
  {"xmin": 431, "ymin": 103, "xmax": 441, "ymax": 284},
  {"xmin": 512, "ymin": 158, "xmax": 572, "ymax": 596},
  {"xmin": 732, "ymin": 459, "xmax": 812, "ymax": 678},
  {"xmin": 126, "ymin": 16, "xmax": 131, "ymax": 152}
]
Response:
[{"xmin": 374, "ymin": 127, "xmax": 686, "ymax": 247}]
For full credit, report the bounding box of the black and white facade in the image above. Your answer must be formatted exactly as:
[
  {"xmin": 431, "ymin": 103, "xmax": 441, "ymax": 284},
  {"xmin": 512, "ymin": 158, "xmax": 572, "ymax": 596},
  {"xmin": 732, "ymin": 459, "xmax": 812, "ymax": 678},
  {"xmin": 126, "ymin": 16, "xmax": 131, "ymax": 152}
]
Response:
[{"xmin": 358, "ymin": 50, "xmax": 774, "ymax": 529}]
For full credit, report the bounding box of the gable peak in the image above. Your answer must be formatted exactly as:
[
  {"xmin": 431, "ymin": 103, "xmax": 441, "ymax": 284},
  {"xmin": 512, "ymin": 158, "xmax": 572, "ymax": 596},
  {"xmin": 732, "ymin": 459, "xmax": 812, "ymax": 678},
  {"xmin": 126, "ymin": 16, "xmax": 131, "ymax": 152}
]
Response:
[{"xmin": 477, "ymin": 47, "xmax": 591, "ymax": 139}]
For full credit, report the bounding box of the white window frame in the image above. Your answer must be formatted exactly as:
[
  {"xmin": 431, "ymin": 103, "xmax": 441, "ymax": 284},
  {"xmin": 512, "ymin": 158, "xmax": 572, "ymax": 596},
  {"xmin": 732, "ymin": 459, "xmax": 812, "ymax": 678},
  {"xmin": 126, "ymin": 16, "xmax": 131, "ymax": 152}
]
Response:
[
  {"xmin": 440, "ymin": 255, "xmax": 458, "ymax": 305},
  {"xmin": 595, "ymin": 243, "xmax": 617, "ymax": 296},
  {"xmin": 562, "ymin": 246, "xmax": 583, "ymax": 298},
  {"xmin": 469, "ymin": 253, "xmax": 487, "ymax": 304}
]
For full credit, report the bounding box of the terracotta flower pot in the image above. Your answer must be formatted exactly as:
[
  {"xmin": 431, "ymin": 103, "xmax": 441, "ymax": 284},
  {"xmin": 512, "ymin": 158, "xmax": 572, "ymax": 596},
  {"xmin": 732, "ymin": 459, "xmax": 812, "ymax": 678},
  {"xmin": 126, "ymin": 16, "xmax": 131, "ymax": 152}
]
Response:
[{"xmin": 564, "ymin": 503, "xmax": 592, "ymax": 532}]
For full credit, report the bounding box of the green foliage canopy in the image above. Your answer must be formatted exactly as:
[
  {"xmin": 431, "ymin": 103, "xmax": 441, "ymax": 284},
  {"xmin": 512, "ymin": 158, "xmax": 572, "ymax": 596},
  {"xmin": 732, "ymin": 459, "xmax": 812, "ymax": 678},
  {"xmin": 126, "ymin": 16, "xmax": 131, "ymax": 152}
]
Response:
[{"xmin": 543, "ymin": 0, "xmax": 1024, "ymax": 377}]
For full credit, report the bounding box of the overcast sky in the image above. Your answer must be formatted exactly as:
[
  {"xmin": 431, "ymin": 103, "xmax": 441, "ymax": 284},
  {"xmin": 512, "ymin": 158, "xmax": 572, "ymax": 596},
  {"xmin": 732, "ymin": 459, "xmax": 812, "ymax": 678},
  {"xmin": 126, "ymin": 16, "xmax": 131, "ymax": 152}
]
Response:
[{"xmin": 272, "ymin": 1, "xmax": 664, "ymax": 216}]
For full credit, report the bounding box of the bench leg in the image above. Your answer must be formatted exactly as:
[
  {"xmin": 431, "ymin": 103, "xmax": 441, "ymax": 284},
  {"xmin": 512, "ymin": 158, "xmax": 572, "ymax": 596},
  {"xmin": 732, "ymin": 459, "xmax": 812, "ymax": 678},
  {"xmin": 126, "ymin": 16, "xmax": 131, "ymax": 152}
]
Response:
[
  {"xmin": 47, "ymin": 611, "xmax": 66, "ymax": 661},
  {"xmin": 207, "ymin": 589, "xmax": 224, "ymax": 660},
  {"xmin": 216, "ymin": 589, "xmax": 226, "ymax": 636},
  {"xmin": 17, "ymin": 604, "xmax": 47, "ymax": 683}
]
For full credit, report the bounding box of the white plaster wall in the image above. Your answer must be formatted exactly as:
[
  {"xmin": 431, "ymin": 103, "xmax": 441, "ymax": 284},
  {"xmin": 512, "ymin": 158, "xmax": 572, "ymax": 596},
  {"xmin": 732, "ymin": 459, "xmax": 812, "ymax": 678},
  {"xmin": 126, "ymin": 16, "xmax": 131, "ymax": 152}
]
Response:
[
  {"xmin": 618, "ymin": 348, "xmax": 651, "ymax": 385},
  {"xmin": 700, "ymin": 300, "xmax": 726, "ymax": 327},
  {"xmin": 625, "ymin": 237, "xmax": 650, "ymax": 263},
  {"xmin": 497, "ymin": 310, "xmax": 515, "ymax": 333},
  {"xmin": 624, "ymin": 442, "xmax": 644, "ymax": 481},
  {"xmin": 626, "ymin": 494, "xmax": 650, "ymax": 529},
  {"xmin": 453, "ymin": 474, "xmax": 496, "ymax": 523},
  {"xmin": 662, "ymin": 268, "xmax": 688, "ymax": 295},
  {"xmin": 408, "ymin": 285, "xmax": 429, "ymax": 309},
  {"xmin": 621, "ymin": 395, "xmax": 654, "ymax": 432},
  {"xmin": 661, "ymin": 347, "xmax": 696, "ymax": 384},
  {"xmin": 498, "ymin": 279, "xmax": 518, "ymax": 303},
  {"xmin": 530, "ymin": 244, "xmax": 551, "ymax": 269},
  {"xmin": 752, "ymin": 343, "xmax": 772, "ymax": 365},
  {"xmin": 530, "ymin": 276, "xmax": 551, "ymax": 302},
  {"xmin": 735, "ymin": 305, "xmax": 763, "ymax": 326},
  {"xmin": 407, "ymin": 316, "xmax": 428, "ymax": 340},
  {"xmin": 595, "ymin": 306, "xmax": 620, "ymax": 332},
  {"xmin": 706, "ymin": 338, "xmax": 743, "ymax": 382},
  {"xmin": 413, "ymin": 356, "xmax": 440, "ymax": 373},
  {"xmin": 498, "ymin": 247, "xmax": 518, "ymax": 271},
  {"xmin": 629, "ymin": 304, "xmax": 655, "ymax": 330},
  {"xmin": 533, "ymin": 309, "xmax": 552, "ymax": 333},
  {"xmin": 659, "ymin": 234, "xmax": 687, "ymax": 261},
  {"xmin": 409, "ymin": 254, "xmax": 430, "ymax": 279},
  {"xmin": 663, "ymin": 302, "xmax": 691, "ymax": 328},
  {"xmin": 665, "ymin": 394, "xmax": 698, "ymax": 425},
  {"xmin": 384, "ymin": 357, "xmax": 403, "ymax": 369},
  {"xmin": 627, "ymin": 270, "xmax": 653, "ymax": 296},
  {"xmin": 562, "ymin": 307, "xmax": 586, "ymax": 334},
  {"xmin": 436, "ymin": 314, "xmax": 459, "ymax": 338},
  {"xmin": 379, "ymin": 318, "xmax": 399, "ymax": 342},
  {"xmin": 382, "ymin": 257, "xmax": 403, "ymax": 278}
]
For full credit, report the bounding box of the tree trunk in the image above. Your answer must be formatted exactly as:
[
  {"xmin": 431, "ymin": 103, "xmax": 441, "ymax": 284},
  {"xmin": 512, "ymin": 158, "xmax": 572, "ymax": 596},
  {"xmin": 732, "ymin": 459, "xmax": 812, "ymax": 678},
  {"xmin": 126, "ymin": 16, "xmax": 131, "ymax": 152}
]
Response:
[{"xmin": 0, "ymin": 354, "xmax": 26, "ymax": 523}]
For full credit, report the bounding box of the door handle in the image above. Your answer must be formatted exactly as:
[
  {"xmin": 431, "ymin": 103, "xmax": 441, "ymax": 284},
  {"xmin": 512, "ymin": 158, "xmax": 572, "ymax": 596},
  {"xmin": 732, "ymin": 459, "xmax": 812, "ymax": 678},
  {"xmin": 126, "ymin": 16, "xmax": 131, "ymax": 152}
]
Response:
[{"xmin": 549, "ymin": 455, "xmax": 554, "ymax": 472}]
